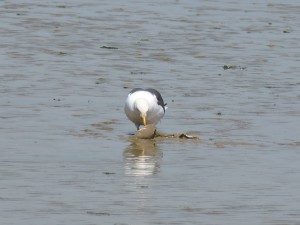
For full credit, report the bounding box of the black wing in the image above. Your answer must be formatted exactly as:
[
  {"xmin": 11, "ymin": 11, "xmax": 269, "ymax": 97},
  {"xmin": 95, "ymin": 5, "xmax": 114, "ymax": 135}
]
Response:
[{"xmin": 145, "ymin": 88, "xmax": 166, "ymax": 112}]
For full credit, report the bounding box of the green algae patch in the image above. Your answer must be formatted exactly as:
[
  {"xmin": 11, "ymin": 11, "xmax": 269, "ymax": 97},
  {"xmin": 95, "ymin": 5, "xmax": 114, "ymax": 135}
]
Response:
[
  {"xmin": 214, "ymin": 141, "xmax": 266, "ymax": 148},
  {"xmin": 91, "ymin": 120, "xmax": 117, "ymax": 131},
  {"xmin": 95, "ymin": 77, "xmax": 106, "ymax": 84},
  {"xmin": 75, "ymin": 119, "xmax": 118, "ymax": 138},
  {"xmin": 56, "ymin": 4, "xmax": 66, "ymax": 8},
  {"xmin": 48, "ymin": 51, "xmax": 67, "ymax": 55},
  {"xmin": 194, "ymin": 55, "xmax": 206, "ymax": 58},
  {"xmin": 223, "ymin": 65, "xmax": 237, "ymax": 70}
]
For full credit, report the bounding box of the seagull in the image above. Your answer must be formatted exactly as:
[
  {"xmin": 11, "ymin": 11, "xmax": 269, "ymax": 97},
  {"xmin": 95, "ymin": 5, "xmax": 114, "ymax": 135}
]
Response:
[{"xmin": 124, "ymin": 88, "xmax": 166, "ymax": 130}]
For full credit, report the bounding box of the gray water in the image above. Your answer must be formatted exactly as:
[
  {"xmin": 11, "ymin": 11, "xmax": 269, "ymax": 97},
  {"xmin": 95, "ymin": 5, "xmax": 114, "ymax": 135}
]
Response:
[{"xmin": 1, "ymin": 1, "xmax": 300, "ymax": 224}]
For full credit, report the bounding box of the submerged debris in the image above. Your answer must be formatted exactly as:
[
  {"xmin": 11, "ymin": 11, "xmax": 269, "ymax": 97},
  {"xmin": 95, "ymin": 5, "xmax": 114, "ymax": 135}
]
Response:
[
  {"xmin": 135, "ymin": 124, "xmax": 157, "ymax": 139},
  {"xmin": 156, "ymin": 132, "xmax": 200, "ymax": 140},
  {"xmin": 130, "ymin": 71, "xmax": 147, "ymax": 75},
  {"xmin": 86, "ymin": 211, "xmax": 110, "ymax": 216},
  {"xmin": 103, "ymin": 172, "xmax": 116, "ymax": 175},
  {"xmin": 133, "ymin": 124, "xmax": 200, "ymax": 140},
  {"xmin": 178, "ymin": 133, "xmax": 199, "ymax": 139},
  {"xmin": 100, "ymin": 46, "xmax": 118, "ymax": 49}
]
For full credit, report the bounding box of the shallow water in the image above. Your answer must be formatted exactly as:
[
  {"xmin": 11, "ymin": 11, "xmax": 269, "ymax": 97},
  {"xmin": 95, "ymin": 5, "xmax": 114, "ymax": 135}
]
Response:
[{"xmin": 1, "ymin": 0, "xmax": 300, "ymax": 224}]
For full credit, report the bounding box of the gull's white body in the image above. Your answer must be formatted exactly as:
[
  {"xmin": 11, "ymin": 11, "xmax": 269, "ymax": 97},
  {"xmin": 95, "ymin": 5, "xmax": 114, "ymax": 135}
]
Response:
[{"xmin": 124, "ymin": 89, "xmax": 166, "ymax": 130}]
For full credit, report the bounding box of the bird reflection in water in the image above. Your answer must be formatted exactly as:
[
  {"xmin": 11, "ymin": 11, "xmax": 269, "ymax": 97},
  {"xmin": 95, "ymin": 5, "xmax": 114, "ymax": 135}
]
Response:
[{"xmin": 123, "ymin": 138, "xmax": 162, "ymax": 176}]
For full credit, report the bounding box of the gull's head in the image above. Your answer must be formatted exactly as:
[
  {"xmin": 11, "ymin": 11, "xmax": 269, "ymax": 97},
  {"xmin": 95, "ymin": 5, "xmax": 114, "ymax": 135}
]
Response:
[{"xmin": 135, "ymin": 98, "xmax": 149, "ymax": 126}]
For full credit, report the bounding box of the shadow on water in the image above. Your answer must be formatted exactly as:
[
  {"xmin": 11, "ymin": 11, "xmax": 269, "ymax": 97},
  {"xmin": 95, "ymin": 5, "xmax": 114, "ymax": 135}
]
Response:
[{"xmin": 123, "ymin": 139, "xmax": 162, "ymax": 176}]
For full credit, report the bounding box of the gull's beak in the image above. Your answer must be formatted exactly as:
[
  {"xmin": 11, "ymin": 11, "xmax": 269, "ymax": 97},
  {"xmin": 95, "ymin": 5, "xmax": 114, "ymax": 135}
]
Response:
[{"xmin": 142, "ymin": 115, "xmax": 147, "ymax": 126}]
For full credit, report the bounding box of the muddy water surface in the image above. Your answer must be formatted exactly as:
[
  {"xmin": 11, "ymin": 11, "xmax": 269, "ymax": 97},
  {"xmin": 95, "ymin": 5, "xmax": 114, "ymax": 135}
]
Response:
[{"xmin": 1, "ymin": 1, "xmax": 300, "ymax": 225}]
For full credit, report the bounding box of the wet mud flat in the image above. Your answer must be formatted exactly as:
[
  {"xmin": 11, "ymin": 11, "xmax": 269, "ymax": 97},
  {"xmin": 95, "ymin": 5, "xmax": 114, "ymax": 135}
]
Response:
[{"xmin": 1, "ymin": 0, "xmax": 300, "ymax": 225}]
